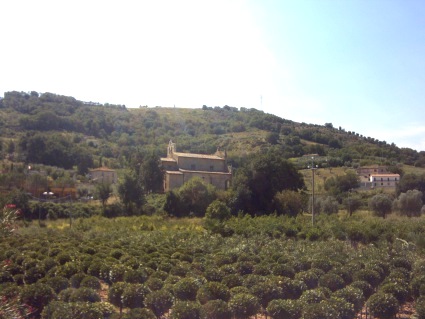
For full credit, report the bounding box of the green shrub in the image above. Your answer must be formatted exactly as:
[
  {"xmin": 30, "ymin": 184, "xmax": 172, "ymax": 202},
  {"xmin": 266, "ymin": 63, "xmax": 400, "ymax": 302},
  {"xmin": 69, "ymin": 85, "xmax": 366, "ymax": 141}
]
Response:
[
  {"xmin": 70, "ymin": 272, "xmax": 86, "ymax": 288},
  {"xmin": 333, "ymin": 285, "xmax": 364, "ymax": 313},
  {"xmin": 380, "ymin": 282, "xmax": 409, "ymax": 305},
  {"xmin": 350, "ymin": 280, "xmax": 374, "ymax": 299},
  {"xmin": 145, "ymin": 289, "xmax": 174, "ymax": 318},
  {"xmin": 222, "ymin": 274, "xmax": 243, "ymax": 288},
  {"xmin": 200, "ymin": 299, "xmax": 231, "ymax": 319},
  {"xmin": 228, "ymin": 293, "xmax": 260, "ymax": 319},
  {"xmin": 122, "ymin": 307, "xmax": 156, "ymax": 319},
  {"xmin": 174, "ymin": 277, "xmax": 200, "ymax": 301},
  {"xmin": 68, "ymin": 287, "xmax": 101, "ymax": 303},
  {"xmin": 367, "ymin": 292, "xmax": 399, "ymax": 319},
  {"xmin": 353, "ymin": 268, "xmax": 381, "ymax": 288},
  {"xmin": 80, "ymin": 275, "xmax": 101, "ymax": 290},
  {"xmin": 272, "ymin": 263, "xmax": 295, "ymax": 278},
  {"xmin": 20, "ymin": 282, "xmax": 56, "ymax": 316},
  {"xmin": 318, "ymin": 273, "xmax": 345, "ymax": 292},
  {"xmin": 145, "ymin": 277, "xmax": 164, "ymax": 291},
  {"xmin": 122, "ymin": 283, "xmax": 150, "ymax": 308},
  {"xmin": 295, "ymin": 270, "xmax": 319, "ymax": 289},
  {"xmin": 124, "ymin": 268, "xmax": 149, "ymax": 283},
  {"xmin": 328, "ymin": 296, "xmax": 356, "ymax": 319},
  {"xmin": 302, "ymin": 300, "xmax": 338, "ymax": 319},
  {"xmin": 416, "ymin": 295, "xmax": 425, "ymax": 319},
  {"xmin": 41, "ymin": 301, "xmax": 114, "ymax": 319},
  {"xmin": 171, "ymin": 301, "xmax": 201, "ymax": 319},
  {"xmin": 108, "ymin": 282, "xmax": 128, "ymax": 309},
  {"xmin": 197, "ymin": 281, "xmax": 230, "ymax": 304},
  {"xmin": 266, "ymin": 299, "xmax": 301, "ymax": 319},
  {"xmin": 299, "ymin": 287, "xmax": 331, "ymax": 305},
  {"xmin": 45, "ymin": 276, "xmax": 70, "ymax": 293}
]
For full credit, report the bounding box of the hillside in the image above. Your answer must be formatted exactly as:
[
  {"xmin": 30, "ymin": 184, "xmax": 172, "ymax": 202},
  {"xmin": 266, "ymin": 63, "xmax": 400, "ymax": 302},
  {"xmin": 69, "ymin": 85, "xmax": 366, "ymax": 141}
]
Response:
[{"xmin": 1, "ymin": 90, "xmax": 424, "ymax": 173}]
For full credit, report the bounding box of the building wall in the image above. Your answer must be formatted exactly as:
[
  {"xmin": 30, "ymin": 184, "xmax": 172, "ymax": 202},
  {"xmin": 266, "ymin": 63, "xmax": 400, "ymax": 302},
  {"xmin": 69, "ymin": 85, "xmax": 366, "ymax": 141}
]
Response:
[
  {"xmin": 90, "ymin": 169, "xmax": 117, "ymax": 184},
  {"xmin": 165, "ymin": 173, "xmax": 184, "ymax": 191},
  {"xmin": 369, "ymin": 174, "xmax": 399, "ymax": 188},
  {"xmin": 177, "ymin": 156, "xmax": 226, "ymax": 172}
]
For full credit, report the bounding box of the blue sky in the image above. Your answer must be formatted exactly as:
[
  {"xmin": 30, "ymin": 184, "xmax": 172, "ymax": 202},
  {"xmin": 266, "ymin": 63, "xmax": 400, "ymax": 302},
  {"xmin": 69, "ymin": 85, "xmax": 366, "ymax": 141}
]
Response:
[{"xmin": 1, "ymin": 0, "xmax": 425, "ymax": 151}]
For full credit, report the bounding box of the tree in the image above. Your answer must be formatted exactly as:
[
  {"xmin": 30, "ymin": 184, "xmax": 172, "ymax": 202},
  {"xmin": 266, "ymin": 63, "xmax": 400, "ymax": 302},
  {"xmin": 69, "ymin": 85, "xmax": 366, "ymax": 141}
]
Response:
[
  {"xmin": 343, "ymin": 192, "xmax": 362, "ymax": 217},
  {"xmin": 393, "ymin": 189, "xmax": 423, "ymax": 217},
  {"xmin": 317, "ymin": 196, "xmax": 339, "ymax": 215},
  {"xmin": 139, "ymin": 153, "xmax": 164, "ymax": 193},
  {"xmin": 367, "ymin": 293, "xmax": 399, "ymax": 319},
  {"xmin": 117, "ymin": 171, "xmax": 144, "ymax": 215},
  {"xmin": 204, "ymin": 200, "xmax": 232, "ymax": 234},
  {"xmin": 145, "ymin": 289, "xmax": 174, "ymax": 318},
  {"xmin": 324, "ymin": 171, "xmax": 359, "ymax": 198},
  {"xmin": 397, "ymin": 173, "xmax": 425, "ymax": 202},
  {"xmin": 228, "ymin": 293, "xmax": 260, "ymax": 319},
  {"xmin": 232, "ymin": 150, "xmax": 304, "ymax": 215},
  {"xmin": 95, "ymin": 182, "xmax": 112, "ymax": 212},
  {"xmin": 273, "ymin": 190, "xmax": 304, "ymax": 216},
  {"xmin": 174, "ymin": 177, "xmax": 217, "ymax": 217},
  {"xmin": 369, "ymin": 194, "xmax": 393, "ymax": 218}
]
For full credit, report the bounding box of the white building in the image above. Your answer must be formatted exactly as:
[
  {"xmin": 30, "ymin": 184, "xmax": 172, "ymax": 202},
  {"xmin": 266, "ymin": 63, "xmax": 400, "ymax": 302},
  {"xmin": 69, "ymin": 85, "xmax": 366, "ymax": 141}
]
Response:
[{"xmin": 369, "ymin": 173, "xmax": 400, "ymax": 189}]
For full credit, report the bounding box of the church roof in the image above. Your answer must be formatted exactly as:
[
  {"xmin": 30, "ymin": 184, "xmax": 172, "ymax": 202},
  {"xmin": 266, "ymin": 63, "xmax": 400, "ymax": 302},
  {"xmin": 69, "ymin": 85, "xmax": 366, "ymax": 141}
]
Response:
[{"xmin": 173, "ymin": 152, "xmax": 224, "ymax": 160}]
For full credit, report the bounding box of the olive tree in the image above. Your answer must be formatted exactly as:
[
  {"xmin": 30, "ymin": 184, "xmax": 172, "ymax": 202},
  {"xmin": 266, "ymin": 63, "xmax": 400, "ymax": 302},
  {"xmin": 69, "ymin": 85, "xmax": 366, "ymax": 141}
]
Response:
[
  {"xmin": 393, "ymin": 189, "xmax": 423, "ymax": 217},
  {"xmin": 369, "ymin": 194, "xmax": 393, "ymax": 218}
]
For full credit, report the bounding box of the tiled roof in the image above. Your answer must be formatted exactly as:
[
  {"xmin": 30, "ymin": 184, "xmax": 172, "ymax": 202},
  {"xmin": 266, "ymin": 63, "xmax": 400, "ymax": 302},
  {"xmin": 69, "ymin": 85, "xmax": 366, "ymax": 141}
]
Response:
[
  {"xmin": 165, "ymin": 170, "xmax": 183, "ymax": 175},
  {"xmin": 178, "ymin": 169, "xmax": 232, "ymax": 175},
  {"xmin": 90, "ymin": 167, "xmax": 115, "ymax": 172},
  {"xmin": 173, "ymin": 152, "xmax": 224, "ymax": 160},
  {"xmin": 370, "ymin": 174, "xmax": 400, "ymax": 177}
]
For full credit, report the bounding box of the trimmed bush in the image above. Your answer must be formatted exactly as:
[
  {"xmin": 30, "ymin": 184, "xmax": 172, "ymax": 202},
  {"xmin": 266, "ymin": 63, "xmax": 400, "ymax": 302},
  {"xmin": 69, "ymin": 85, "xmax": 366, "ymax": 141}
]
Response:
[
  {"xmin": 122, "ymin": 307, "xmax": 156, "ymax": 319},
  {"xmin": 200, "ymin": 299, "xmax": 231, "ymax": 319},
  {"xmin": 122, "ymin": 283, "xmax": 150, "ymax": 309},
  {"xmin": 45, "ymin": 276, "xmax": 69, "ymax": 293},
  {"xmin": 318, "ymin": 273, "xmax": 345, "ymax": 292},
  {"xmin": 266, "ymin": 299, "xmax": 301, "ymax": 319},
  {"xmin": 174, "ymin": 277, "xmax": 200, "ymax": 301},
  {"xmin": 228, "ymin": 293, "xmax": 260, "ymax": 319},
  {"xmin": 197, "ymin": 281, "xmax": 230, "ymax": 304},
  {"xmin": 80, "ymin": 275, "xmax": 101, "ymax": 290},
  {"xmin": 367, "ymin": 292, "xmax": 399, "ymax": 319},
  {"xmin": 41, "ymin": 301, "xmax": 115, "ymax": 319},
  {"xmin": 171, "ymin": 301, "xmax": 201, "ymax": 319},
  {"xmin": 68, "ymin": 287, "xmax": 101, "ymax": 303},
  {"xmin": 145, "ymin": 289, "xmax": 174, "ymax": 318},
  {"xmin": 20, "ymin": 282, "xmax": 56, "ymax": 316}
]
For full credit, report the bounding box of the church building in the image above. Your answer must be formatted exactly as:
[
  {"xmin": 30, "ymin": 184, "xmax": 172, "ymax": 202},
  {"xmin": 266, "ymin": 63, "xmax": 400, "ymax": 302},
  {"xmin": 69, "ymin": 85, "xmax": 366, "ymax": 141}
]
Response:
[{"xmin": 160, "ymin": 140, "xmax": 232, "ymax": 192}]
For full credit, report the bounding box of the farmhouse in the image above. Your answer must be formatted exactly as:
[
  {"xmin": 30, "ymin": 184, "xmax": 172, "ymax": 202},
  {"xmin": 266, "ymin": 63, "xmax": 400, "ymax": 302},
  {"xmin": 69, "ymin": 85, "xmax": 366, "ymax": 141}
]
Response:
[
  {"xmin": 369, "ymin": 173, "xmax": 400, "ymax": 189},
  {"xmin": 161, "ymin": 140, "xmax": 232, "ymax": 192},
  {"xmin": 89, "ymin": 167, "xmax": 117, "ymax": 184}
]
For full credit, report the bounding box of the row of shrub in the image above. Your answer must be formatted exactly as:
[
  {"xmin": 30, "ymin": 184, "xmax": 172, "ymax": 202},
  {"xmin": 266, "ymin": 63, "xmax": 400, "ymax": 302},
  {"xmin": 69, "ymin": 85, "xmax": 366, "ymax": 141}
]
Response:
[{"xmin": 1, "ymin": 214, "xmax": 425, "ymax": 318}]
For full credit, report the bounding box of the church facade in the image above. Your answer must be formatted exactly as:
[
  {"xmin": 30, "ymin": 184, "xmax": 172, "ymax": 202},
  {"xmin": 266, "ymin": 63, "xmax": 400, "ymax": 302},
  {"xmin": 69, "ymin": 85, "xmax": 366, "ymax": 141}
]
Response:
[{"xmin": 160, "ymin": 141, "xmax": 232, "ymax": 192}]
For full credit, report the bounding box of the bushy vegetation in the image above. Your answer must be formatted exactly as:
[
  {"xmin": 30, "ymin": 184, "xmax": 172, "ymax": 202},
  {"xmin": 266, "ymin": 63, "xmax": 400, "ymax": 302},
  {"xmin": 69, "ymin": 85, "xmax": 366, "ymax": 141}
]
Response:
[{"xmin": 1, "ymin": 213, "xmax": 425, "ymax": 318}]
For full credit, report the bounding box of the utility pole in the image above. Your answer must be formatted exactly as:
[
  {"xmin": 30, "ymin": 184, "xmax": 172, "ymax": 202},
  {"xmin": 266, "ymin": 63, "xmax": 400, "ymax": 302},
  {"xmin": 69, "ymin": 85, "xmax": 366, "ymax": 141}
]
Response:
[{"xmin": 309, "ymin": 157, "xmax": 318, "ymax": 226}]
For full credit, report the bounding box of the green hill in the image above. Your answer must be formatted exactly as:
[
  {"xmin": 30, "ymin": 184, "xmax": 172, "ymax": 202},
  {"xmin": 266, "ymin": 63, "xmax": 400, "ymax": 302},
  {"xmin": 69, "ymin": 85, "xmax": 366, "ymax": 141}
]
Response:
[{"xmin": 1, "ymin": 90, "xmax": 424, "ymax": 174}]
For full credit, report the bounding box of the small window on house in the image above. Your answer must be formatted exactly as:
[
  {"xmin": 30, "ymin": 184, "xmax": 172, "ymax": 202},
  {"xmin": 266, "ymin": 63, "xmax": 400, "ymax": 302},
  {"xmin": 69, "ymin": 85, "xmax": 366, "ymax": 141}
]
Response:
[
  {"xmin": 210, "ymin": 166, "xmax": 214, "ymax": 171},
  {"xmin": 381, "ymin": 183, "xmax": 383, "ymax": 186},
  {"xmin": 191, "ymin": 164, "xmax": 196, "ymax": 170}
]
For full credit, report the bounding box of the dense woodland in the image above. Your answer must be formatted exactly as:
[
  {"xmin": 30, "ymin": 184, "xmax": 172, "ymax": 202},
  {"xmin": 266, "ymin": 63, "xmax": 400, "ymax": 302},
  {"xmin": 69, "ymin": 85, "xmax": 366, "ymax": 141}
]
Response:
[{"xmin": 2, "ymin": 91, "xmax": 425, "ymax": 318}]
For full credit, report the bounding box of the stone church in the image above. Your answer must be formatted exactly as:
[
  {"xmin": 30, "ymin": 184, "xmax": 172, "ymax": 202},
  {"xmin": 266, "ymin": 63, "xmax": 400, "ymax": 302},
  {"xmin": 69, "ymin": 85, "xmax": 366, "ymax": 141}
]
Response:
[{"xmin": 160, "ymin": 140, "xmax": 232, "ymax": 192}]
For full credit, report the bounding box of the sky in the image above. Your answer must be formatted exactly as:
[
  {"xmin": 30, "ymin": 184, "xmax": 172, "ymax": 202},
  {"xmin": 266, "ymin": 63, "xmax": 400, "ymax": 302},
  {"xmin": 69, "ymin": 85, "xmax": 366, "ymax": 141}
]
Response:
[{"xmin": 1, "ymin": 0, "xmax": 425, "ymax": 151}]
